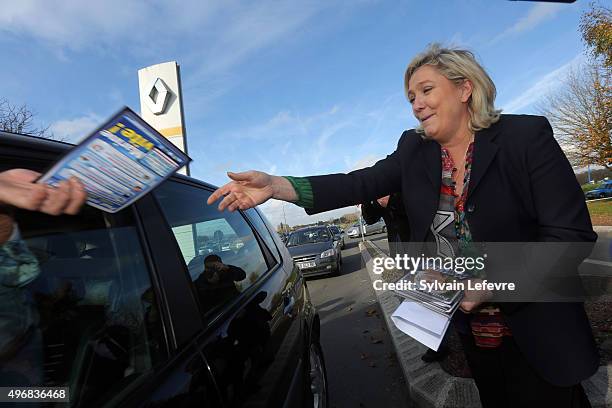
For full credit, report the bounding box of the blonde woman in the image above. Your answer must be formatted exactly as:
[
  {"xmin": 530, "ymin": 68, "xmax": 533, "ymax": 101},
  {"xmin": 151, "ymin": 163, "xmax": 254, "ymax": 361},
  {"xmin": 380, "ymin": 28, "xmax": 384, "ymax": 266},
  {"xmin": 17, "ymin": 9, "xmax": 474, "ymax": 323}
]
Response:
[{"xmin": 208, "ymin": 44, "xmax": 597, "ymax": 407}]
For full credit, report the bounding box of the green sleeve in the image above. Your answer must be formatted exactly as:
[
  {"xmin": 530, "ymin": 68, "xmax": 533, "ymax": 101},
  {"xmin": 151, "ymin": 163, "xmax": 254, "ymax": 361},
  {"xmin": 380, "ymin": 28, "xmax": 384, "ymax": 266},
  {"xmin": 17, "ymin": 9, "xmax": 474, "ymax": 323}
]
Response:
[{"xmin": 283, "ymin": 176, "xmax": 314, "ymax": 209}]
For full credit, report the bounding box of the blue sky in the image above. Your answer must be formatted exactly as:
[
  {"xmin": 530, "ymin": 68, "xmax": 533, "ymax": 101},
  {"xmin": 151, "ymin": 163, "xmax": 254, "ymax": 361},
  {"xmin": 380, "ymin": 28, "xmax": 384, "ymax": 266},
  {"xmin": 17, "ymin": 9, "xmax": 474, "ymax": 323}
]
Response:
[{"xmin": 0, "ymin": 0, "xmax": 591, "ymax": 226}]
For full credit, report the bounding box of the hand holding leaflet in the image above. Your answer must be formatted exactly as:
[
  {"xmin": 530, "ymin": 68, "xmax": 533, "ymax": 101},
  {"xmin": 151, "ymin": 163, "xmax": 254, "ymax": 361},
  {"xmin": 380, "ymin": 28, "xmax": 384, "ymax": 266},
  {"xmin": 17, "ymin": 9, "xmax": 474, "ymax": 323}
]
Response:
[
  {"xmin": 37, "ymin": 107, "xmax": 191, "ymax": 213},
  {"xmin": 390, "ymin": 270, "xmax": 463, "ymax": 351}
]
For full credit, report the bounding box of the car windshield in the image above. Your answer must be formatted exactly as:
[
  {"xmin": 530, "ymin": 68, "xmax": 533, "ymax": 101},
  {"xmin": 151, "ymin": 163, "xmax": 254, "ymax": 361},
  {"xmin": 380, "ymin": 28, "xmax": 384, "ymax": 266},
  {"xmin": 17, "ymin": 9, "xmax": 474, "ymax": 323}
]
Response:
[{"xmin": 287, "ymin": 228, "xmax": 331, "ymax": 246}]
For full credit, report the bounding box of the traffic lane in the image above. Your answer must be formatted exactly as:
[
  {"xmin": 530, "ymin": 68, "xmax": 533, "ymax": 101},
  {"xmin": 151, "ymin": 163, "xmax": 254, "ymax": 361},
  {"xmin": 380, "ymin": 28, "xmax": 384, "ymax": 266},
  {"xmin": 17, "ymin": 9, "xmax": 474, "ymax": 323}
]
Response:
[{"xmin": 306, "ymin": 235, "xmax": 410, "ymax": 408}]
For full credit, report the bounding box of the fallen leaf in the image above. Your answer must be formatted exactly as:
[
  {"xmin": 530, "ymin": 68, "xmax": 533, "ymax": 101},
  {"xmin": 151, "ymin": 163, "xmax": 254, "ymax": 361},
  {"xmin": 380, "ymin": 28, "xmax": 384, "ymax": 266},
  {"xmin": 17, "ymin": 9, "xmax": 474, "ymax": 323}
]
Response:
[
  {"xmin": 365, "ymin": 308, "xmax": 378, "ymax": 317},
  {"xmin": 362, "ymin": 329, "xmax": 369, "ymax": 334},
  {"xmin": 370, "ymin": 337, "xmax": 383, "ymax": 344},
  {"xmin": 368, "ymin": 361, "xmax": 377, "ymax": 367},
  {"xmin": 360, "ymin": 353, "xmax": 368, "ymax": 360}
]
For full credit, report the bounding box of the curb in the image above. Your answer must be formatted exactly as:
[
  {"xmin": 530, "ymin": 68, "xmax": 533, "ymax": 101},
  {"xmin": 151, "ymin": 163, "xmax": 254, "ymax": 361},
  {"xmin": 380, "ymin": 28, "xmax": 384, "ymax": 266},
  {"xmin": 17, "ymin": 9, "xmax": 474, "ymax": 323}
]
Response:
[{"xmin": 359, "ymin": 240, "xmax": 612, "ymax": 408}]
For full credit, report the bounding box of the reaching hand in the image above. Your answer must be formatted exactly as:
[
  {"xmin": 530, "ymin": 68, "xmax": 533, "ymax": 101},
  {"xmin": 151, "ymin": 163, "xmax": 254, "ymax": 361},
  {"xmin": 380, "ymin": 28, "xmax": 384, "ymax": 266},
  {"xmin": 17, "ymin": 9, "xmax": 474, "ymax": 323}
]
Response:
[
  {"xmin": 0, "ymin": 169, "xmax": 87, "ymax": 215},
  {"xmin": 207, "ymin": 170, "xmax": 297, "ymax": 212}
]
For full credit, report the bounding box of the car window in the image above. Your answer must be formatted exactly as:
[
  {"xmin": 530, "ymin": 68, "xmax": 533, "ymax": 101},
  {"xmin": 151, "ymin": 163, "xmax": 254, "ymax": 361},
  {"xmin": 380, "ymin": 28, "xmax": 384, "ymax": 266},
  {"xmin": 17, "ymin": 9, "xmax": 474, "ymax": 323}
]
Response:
[
  {"xmin": 287, "ymin": 228, "xmax": 331, "ymax": 246},
  {"xmin": 4, "ymin": 206, "xmax": 164, "ymax": 406},
  {"xmin": 153, "ymin": 181, "xmax": 269, "ymax": 316},
  {"xmin": 244, "ymin": 208, "xmax": 281, "ymax": 264}
]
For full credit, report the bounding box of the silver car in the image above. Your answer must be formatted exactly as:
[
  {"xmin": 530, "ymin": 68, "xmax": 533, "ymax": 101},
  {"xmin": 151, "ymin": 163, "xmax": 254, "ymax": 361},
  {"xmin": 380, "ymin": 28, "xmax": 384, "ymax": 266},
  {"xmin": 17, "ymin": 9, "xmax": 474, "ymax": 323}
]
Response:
[{"xmin": 346, "ymin": 218, "xmax": 386, "ymax": 238}]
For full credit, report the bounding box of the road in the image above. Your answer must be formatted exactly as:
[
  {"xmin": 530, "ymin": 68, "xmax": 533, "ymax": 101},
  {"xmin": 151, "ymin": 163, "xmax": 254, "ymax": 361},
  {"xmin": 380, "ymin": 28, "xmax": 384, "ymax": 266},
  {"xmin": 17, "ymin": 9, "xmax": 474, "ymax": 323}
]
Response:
[{"xmin": 306, "ymin": 233, "xmax": 411, "ymax": 408}]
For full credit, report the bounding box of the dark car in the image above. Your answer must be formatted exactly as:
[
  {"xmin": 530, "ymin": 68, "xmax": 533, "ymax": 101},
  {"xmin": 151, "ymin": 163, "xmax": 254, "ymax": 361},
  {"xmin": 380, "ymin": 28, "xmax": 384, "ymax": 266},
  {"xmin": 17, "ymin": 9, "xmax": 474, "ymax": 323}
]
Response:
[
  {"xmin": 585, "ymin": 181, "xmax": 612, "ymax": 200},
  {"xmin": 0, "ymin": 132, "xmax": 328, "ymax": 408},
  {"xmin": 286, "ymin": 226, "xmax": 342, "ymax": 277}
]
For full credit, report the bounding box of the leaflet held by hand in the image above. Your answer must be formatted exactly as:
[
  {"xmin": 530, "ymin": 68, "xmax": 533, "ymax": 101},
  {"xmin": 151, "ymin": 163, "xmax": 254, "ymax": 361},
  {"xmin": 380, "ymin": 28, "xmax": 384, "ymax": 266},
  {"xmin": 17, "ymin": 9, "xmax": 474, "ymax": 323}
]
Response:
[{"xmin": 38, "ymin": 107, "xmax": 191, "ymax": 213}]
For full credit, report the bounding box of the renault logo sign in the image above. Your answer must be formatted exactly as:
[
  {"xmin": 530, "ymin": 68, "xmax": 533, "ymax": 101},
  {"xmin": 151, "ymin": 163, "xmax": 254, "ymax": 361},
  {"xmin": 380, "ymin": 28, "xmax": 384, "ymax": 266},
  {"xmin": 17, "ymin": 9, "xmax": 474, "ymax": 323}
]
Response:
[{"xmin": 144, "ymin": 78, "xmax": 171, "ymax": 115}]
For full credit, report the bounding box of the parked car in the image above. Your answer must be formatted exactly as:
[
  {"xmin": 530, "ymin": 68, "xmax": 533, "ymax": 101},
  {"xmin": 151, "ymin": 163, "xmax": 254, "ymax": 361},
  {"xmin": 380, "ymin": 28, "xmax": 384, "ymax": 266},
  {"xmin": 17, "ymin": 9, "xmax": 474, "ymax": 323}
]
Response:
[
  {"xmin": 0, "ymin": 132, "xmax": 328, "ymax": 408},
  {"xmin": 364, "ymin": 218, "xmax": 387, "ymax": 235},
  {"xmin": 327, "ymin": 225, "xmax": 345, "ymax": 249},
  {"xmin": 346, "ymin": 222, "xmax": 362, "ymax": 239},
  {"xmin": 585, "ymin": 181, "xmax": 612, "ymax": 200},
  {"xmin": 286, "ymin": 226, "xmax": 342, "ymax": 277},
  {"xmin": 346, "ymin": 218, "xmax": 386, "ymax": 238}
]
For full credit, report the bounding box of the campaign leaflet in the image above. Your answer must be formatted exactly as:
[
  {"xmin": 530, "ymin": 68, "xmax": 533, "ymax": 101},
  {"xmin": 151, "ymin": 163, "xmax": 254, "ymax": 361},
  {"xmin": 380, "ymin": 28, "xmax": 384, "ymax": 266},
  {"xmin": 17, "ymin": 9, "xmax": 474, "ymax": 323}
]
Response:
[{"xmin": 38, "ymin": 107, "xmax": 191, "ymax": 213}]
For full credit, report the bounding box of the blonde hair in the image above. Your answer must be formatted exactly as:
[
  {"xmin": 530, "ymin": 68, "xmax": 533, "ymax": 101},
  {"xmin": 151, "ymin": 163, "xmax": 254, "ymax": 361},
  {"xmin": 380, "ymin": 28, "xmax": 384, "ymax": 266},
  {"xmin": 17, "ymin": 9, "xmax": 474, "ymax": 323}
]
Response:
[{"xmin": 405, "ymin": 43, "xmax": 501, "ymax": 133}]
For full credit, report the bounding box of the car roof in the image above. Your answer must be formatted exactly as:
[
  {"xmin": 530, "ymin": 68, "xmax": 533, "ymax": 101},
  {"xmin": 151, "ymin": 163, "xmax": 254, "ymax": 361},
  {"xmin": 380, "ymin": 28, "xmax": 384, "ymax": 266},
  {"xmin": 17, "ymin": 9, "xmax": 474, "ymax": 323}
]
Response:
[{"xmin": 0, "ymin": 130, "xmax": 219, "ymax": 190}]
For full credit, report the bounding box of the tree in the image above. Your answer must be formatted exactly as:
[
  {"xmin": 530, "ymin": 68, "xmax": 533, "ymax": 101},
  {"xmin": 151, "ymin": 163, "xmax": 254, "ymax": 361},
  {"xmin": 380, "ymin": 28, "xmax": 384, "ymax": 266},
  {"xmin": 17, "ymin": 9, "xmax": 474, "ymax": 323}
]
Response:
[
  {"xmin": 0, "ymin": 98, "xmax": 55, "ymax": 139},
  {"xmin": 538, "ymin": 3, "xmax": 611, "ymax": 168},
  {"xmin": 539, "ymin": 64, "xmax": 611, "ymax": 167},
  {"xmin": 580, "ymin": 3, "xmax": 612, "ymax": 68},
  {"xmin": 276, "ymin": 222, "xmax": 290, "ymax": 234}
]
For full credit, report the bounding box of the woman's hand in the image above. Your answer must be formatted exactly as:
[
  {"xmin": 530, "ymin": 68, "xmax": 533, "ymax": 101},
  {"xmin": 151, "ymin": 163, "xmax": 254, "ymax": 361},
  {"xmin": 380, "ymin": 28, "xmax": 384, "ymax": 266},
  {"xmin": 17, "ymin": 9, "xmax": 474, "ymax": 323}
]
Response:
[
  {"xmin": 0, "ymin": 169, "xmax": 87, "ymax": 215},
  {"xmin": 459, "ymin": 279, "xmax": 493, "ymax": 313},
  {"xmin": 207, "ymin": 170, "xmax": 298, "ymax": 211}
]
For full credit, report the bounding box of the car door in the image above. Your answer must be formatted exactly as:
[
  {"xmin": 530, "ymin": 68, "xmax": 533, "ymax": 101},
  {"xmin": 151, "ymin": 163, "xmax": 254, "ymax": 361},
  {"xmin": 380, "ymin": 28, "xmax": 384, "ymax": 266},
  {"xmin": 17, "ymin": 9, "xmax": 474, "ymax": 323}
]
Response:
[
  {"xmin": 151, "ymin": 179, "xmax": 305, "ymax": 408},
  {"xmin": 0, "ymin": 141, "xmax": 222, "ymax": 408}
]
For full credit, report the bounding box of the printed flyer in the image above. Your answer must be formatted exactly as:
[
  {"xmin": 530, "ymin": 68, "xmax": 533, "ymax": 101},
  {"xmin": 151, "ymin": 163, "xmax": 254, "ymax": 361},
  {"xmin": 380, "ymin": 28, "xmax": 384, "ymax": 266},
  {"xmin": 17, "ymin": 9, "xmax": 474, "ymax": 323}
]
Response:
[{"xmin": 38, "ymin": 107, "xmax": 191, "ymax": 213}]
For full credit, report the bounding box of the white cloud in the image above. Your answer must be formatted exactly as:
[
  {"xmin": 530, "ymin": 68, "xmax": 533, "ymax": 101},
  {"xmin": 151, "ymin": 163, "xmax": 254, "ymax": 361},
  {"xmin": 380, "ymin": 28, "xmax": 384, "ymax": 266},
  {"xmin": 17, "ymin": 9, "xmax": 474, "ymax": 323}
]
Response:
[
  {"xmin": 0, "ymin": 0, "xmax": 151, "ymax": 49},
  {"xmin": 500, "ymin": 53, "xmax": 583, "ymax": 114},
  {"xmin": 491, "ymin": 2, "xmax": 565, "ymax": 44},
  {"xmin": 190, "ymin": 2, "xmax": 325, "ymax": 78},
  {"xmin": 49, "ymin": 113, "xmax": 102, "ymax": 143},
  {"xmin": 0, "ymin": 1, "xmax": 329, "ymax": 85},
  {"xmin": 346, "ymin": 154, "xmax": 382, "ymax": 171},
  {"xmin": 0, "ymin": 1, "xmax": 371, "ymax": 114}
]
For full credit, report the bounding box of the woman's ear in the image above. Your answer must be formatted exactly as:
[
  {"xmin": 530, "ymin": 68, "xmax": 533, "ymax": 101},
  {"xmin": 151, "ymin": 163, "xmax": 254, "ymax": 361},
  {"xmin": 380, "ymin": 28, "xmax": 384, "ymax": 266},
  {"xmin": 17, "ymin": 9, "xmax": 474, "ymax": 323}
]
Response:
[{"xmin": 460, "ymin": 79, "xmax": 473, "ymax": 103}]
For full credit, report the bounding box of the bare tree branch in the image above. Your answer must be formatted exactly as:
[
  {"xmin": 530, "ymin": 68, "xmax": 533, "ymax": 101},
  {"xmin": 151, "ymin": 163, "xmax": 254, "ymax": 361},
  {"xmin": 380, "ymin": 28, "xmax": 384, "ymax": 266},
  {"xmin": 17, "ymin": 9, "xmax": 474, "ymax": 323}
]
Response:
[{"xmin": 0, "ymin": 98, "xmax": 66, "ymax": 141}]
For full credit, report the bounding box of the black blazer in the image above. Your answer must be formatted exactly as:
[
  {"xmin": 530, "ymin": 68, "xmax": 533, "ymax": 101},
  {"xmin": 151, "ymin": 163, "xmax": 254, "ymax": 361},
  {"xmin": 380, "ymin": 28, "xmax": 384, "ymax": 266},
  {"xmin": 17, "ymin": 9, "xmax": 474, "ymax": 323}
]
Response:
[{"xmin": 305, "ymin": 114, "xmax": 599, "ymax": 386}]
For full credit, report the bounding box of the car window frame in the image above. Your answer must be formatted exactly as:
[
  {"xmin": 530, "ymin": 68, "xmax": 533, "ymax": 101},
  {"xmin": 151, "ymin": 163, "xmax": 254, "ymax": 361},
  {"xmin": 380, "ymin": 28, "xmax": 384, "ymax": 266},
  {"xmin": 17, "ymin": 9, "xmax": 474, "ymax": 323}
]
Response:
[{"xmin": 244, "ymin": 208, "xmax": 283, "ymax": 265}]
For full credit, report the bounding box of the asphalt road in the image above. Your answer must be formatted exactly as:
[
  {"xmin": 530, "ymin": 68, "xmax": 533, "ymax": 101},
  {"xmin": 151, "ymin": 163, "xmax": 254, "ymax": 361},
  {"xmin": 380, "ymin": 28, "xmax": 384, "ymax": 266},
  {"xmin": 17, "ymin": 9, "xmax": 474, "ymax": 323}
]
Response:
[{"xmin": 306, "ymin": 233, "xmax": 411, "ymax": 408}]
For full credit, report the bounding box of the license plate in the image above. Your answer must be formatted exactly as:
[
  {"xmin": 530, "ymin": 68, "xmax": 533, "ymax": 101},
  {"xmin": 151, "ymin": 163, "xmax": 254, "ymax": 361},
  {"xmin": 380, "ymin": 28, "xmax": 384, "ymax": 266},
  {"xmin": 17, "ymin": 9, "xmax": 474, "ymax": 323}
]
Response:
[{"xmin": 298, "ymin": 262, "xmax": 316, "ymax": 269}]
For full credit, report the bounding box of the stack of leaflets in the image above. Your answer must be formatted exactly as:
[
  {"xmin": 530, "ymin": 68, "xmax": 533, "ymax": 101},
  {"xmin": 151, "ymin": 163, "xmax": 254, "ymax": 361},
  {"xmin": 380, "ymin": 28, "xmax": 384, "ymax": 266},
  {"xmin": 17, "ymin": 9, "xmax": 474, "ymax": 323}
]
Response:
[
  {"xmin": 390, "ymin": 270, "xmax": 464, "ymax": 351},
  {"xmin": 38, "ymin": 107, "xmax": 191, "ymax": 213}
]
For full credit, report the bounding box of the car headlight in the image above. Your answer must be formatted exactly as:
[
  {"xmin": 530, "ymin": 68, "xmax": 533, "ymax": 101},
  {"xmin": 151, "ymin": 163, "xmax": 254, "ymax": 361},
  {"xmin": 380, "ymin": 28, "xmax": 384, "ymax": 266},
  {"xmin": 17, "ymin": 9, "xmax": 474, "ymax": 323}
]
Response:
[{"xmin": 320, "ymin": 248, "xmax": 336, "ymax": 258}]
